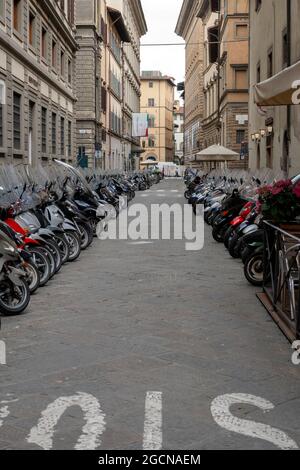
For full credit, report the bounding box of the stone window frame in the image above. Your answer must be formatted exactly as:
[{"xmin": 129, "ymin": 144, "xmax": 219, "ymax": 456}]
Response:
[
  {"xmin": 41, "ymin": 23, "xmax": 49, "ymax": 64},
  {"xmin": 51, "ymin": 34, "xmax": 58, "ymax": 73},
  {"xmin": 234, "ymin": 23, "xmax": 248, "ymax": 40},
  {"xmin": 12, "ymin": 86, "xmax": 24, "ymax": 157},
  {"xmin": 28, "ymin": 3, "xmax": 38, "ymax": 53},
  {"xmin": 60, "ymin": 46, "xmax": 66, "ymax": 81},
  {"xmin": 41, "ymin": 103, "xmax": 48, "ymax": 155},
  {"xmin": 51, "ymin": 109, "xmax": 57, "ymax": 155},
  {"xmin": 60, "ymin": 114, "xmax": 65, "ymax": 157},
  {"xmin": 0, "ymin": 77, "xmax": 6, "ymax": 152},
  {"xmin": 12, "ymin": 0, "xmax": 24, "ymax": 43}
]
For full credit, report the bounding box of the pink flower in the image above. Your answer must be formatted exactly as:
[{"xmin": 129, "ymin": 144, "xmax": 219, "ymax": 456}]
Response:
[
  {"xmin": 271, "ymin": 186, "xmax": 284, "ymax": 195},
  {"xmin": 273, "ymin": 179, "xmax": 292, "ymax": 190},
  {"xmin": 293, "ymin": 183, "xmax": 300, "ymax": 198}
]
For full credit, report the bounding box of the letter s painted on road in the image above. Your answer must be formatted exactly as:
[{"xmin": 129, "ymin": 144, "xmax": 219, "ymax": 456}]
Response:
[{"xmin": 211, "ymin": 393, "xmax": 298, "ymax": 450}]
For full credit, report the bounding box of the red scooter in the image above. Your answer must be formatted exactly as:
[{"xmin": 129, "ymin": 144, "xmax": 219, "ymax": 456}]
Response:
[{"xmin": 223, "ymin": 201, "xmax": 255, "ymax": 248}]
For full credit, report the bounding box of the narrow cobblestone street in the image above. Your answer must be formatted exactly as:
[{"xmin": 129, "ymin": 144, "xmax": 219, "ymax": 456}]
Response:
[{"xmin": 1, "ymin": 179, "xmax": 300, "ymax": 450}]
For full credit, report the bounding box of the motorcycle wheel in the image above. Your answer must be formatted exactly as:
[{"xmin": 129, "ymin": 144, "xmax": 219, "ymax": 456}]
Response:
[
  {"xmin": 212, "ymin": 225, "xmax": 226, "ymax": 243},
  {"xmin": 77, "ymin": 222, "xmax": 93, "ymax": 250},
  {"xmin": 24, "ymin": 260, "xmax": 40, "ymax": 294},
  {"xmin": 224, "ymin": 226, "xmax": 235, "ymax": 249},
  {"xmin": 244, "ymin": 253, "xmax": 264, "ymax": 287},
  {"xmin": 228, "ymin": 233, "xmax": 240, "ymax": 258},
  {"xmin": 0, "ymin": 277, "xmax": 30, "ymax": 316},
  {"xmin": 54, "ymin": 233, "xmax": 70, "ymax": 264},
  {"xmin": 241, "ymin": 246, "xmax": 253, "ymax": 265},
  {"xmin": 65, "ymin": 231, "xmax": 81, "ymax": 262},
  {"xmin": 38, "ymin": 246, "xmax": 56, "ymax": 279},
  {"xmin": 44, "ymin": 239, "xmax": 63, "ymax": 273},
  {"xmin": 27, "ymin": 247, "xmax": 51, "ymax": 286}
]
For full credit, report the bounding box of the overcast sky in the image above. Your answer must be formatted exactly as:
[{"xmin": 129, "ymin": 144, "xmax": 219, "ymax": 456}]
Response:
[{"xmin": 140, "ymin": 0, "xmax": 185, "ymax": 89}]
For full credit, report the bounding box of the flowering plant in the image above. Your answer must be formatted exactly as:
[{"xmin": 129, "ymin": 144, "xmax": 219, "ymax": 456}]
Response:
[{"xmin": 257, "ymin": 179, "xmax": 300, "ymax": 223}]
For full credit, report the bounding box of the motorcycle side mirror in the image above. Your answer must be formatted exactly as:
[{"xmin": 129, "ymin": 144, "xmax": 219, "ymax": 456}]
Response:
[
  {"xmin": 240, "ymin": 178, "xmax": 244, "ymax": 185},
  {"xmin": 256, "ymin": 179, "xmax": 261, "ymax": 185}
]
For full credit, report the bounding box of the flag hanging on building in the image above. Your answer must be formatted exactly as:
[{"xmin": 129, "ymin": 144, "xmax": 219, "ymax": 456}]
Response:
[{"xmin": 132, "ymin": 113, "xmax": 149, "ymax": 137}]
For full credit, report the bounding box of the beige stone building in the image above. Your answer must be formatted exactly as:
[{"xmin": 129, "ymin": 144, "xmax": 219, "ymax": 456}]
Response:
[
  {"xmin": 249, "ymin": 0, "xmax": 300, "ymax": 176},
  {"xmin": 0, "ymin": 0, "xmax": 77, "ymax": 165},
  {"xmin": 175, "ymin": 0, "xmax": 205, "ymax": 164},
  {"xmin": 198, "ymin": 0, "xmax": 249, "ymax": 169},
  {"xmin": 99, "ymin": 0, "xmax": 147, "ymax": 171},
  {"xmin": 140, "ymin": 71, "xmax": 175, "ymax": 165}
]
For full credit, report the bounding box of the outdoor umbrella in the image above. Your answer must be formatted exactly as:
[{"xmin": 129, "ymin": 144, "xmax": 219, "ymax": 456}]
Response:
[
  {"xmin": 195, "ymin": 144, "xmax": 240, "ymax": 163},
  {"xmin": 254, "ymin": 60, "xmax": 300, "ymax": 106}
]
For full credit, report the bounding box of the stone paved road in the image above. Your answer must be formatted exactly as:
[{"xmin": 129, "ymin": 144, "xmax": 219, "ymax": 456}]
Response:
[{"xmin": 0, "ymin": 179, "xmax": 300, "ymax": 450}]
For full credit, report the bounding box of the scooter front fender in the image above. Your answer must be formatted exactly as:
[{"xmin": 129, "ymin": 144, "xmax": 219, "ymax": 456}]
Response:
[
  {"xmin": 243, "ymin": 224, "xmax": 259, "ymax": 236},
  {"xmin": 8, "ymin": 266, "xmax": 26, "ymax": 286},
  {"xmin": 63, "ymin": 222, "xmax": 78, "ymax": 232}
]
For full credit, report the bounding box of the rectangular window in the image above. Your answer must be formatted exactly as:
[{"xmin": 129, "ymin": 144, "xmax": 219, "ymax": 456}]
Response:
[
  {"xmin": 60, "ymin": 50, "xmax": 65, "ymax": 78},
  {"xmin": 148, "ymin": 115, "xmax": 155, "ymax": 127},
  {"xmin": 52, "ymin": 39, "xmax": 57, "ymax": 68},
  {"xmin": 236, "ymin": 24, "xmax": 248, "ymax": 39},
  {"xmin": 60, "ymin": 117, "xmax": 65, "ymax": 156},
  {"xmin": 68, "ymin": 120, "xmax": 72, "ymax": 156},
  {"xmin": 149, "ymin": 81, "xmax": 153, "ymax": 88},
  {"xmin": 13, "ymin": 0, "xmax": 22, "ymax": 33},
  {"xmin": 68, "ymin": 59, "xmax": 72, "ymax": 84},
  {"xmin": 41, "ymin": 26, "xmax": 47, "ymax": 59},
  {"xmin": 236, "ymin": 129, "xmax": 245, "ymax": 144},
  {"xmin": 257, "ymin": 62, "xmax": 261, "ymax": 83},
  {"xmin": 13, "ymin": 92, "xmax": 21, "ymax": 150},
  {"xmin": 41, "ymin": 107, "xmax": 47, "ymax": 153},
  {"xmin": 283, "ymin": 30, "xmax": 289, "ymax": 67},
  {"xmin": 51, "ymin": 112, "xmax": 56, "ymax": 154},
  {"xmin": 29, "ymin": 10, "xmax": 36, "ymax": 47},
  {"xmin": 235, "ymin": 69, "xmax": 247, "ymax": 89},
  {"xmin": 101, "ymin": 86, "xmax": 107, "ymax": 112},
  {"xmin": 148, "ymin": 98, "xmax": 155, "ymax": 107},
  {"xmin": 0, "ymin": 80, "xmax": 5, "ymax": 148},
  {"xmin": 267, "ymin": 49, "xmax": 273, "ymax": 78}
]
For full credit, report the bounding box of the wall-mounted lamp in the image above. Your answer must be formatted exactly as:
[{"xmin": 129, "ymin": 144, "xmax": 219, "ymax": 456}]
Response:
[
  {"xmin": 251, "ymin": 134, "xmax": 256, "ymax": 141},
  {"xmin": 260, "ymin": 129, "xmax": 266, "ymax": 138},
  {"xmin": 255, "ymin": 133, "xmax": 261, "ymax": 141},
  {"xmin": 267, "ymin": 126, "xmax": 273, "ymax": 134}
]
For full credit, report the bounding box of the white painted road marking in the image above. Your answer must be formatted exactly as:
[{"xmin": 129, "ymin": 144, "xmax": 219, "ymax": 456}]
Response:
[
  {"xmin": 128, "ymin": 241, "xmax": 154, "ymax": 245},
  {"xmin": 27, "ymin": 392, "xmax": 106, "ymax": 450},
  {"xmin": 0, "ymin": 406, "xmax": 10, "ymax": 428},
  {"xmin": 211, "ymin": 393, "xmax": 299, "ymax": 450},
  {"xmin": 143, "ymin": 391, "xmax": 163, "ymax": 450}
]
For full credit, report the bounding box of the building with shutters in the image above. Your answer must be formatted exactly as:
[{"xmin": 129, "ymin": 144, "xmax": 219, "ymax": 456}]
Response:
[
  {"xmin": 0, "ymin": 0, "xmax": 77, "ymax": 164},
  {"xmin": 140, "ymin": 71, "xmax": 175, "ymax": 165},
  {"xmin": 198, "ymin": 0, "xmax": 249, "ymax": 168}
]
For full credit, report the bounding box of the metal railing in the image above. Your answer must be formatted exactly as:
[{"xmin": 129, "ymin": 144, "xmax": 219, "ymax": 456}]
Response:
[{"xmin": 261, "ymin": 221, "xmax": 300, "ymax": 341}]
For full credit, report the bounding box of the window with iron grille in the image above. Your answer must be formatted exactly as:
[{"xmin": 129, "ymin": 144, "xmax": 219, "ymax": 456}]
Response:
[
  {"xmin": 52, "ymin": 112, "xmax": 56, "ymax": 154},
  {"xmin": 41, "ymin": 107, "xmax": 47, "ymax": 153},
  {"xmin": 60, "ymin": 117, "xmax": 65, "ymax": 156},
  {"xmin": 13, "ymin": 92, "xmax": 21, "ymax": 150},
  {"xmin": 68, "ymin": 120, "xmax": 72, "ymax": 156},
  {"xmin": 0, "ymin": 80, "xmax": 4, "ymax": 148},
  {"xmin": 0, "ymin": 104, "xmax": 3, "ymax": 147}
]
